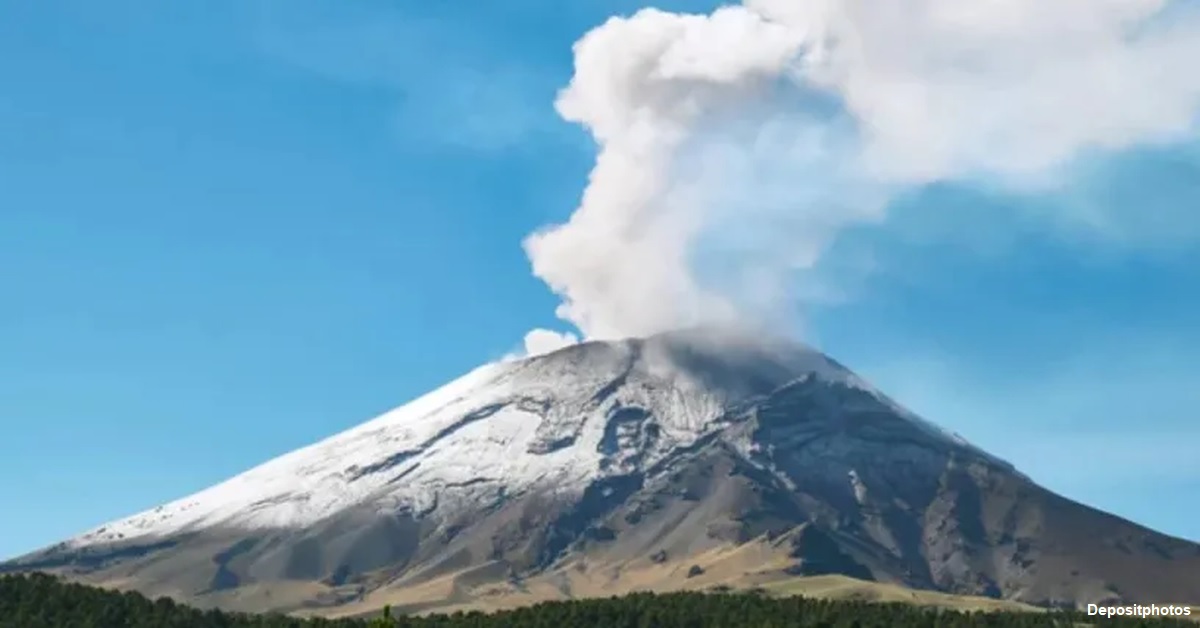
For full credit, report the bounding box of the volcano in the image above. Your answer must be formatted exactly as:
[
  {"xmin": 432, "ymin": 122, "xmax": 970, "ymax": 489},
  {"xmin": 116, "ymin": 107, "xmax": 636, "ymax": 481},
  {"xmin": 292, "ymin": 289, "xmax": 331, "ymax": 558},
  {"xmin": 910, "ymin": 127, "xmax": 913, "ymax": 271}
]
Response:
[{"xmin": 7, "ymin": 328, "xmax": 1199, "ymax": 615}]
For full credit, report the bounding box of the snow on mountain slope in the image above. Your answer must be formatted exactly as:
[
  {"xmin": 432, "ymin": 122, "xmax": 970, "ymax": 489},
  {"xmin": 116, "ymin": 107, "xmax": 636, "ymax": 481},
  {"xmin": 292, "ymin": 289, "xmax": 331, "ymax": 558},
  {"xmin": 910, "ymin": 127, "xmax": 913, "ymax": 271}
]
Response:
[
  {"xmin": 69, "ymin": 362, "xmax": 508, "ymax": 544},
  {"xmin": 65, "ymin": 328, "xmax": 984, "ymax": 549}
]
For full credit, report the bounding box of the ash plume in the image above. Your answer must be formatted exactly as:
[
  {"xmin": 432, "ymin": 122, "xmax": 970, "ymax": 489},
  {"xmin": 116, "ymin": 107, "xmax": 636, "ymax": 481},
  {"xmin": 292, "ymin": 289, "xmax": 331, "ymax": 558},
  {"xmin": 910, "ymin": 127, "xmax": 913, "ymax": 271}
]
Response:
[{"xmin": 522, "ymin": 0, "xmax": 1200, "ymax": 356}]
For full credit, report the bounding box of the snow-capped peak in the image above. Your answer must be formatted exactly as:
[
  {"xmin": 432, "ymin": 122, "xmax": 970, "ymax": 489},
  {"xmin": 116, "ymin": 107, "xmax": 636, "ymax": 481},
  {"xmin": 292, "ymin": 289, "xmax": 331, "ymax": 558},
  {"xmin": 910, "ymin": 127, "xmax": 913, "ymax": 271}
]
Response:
[{"xmin": 65, "ymin": 329, "xmax": 984, "ymax": 549}]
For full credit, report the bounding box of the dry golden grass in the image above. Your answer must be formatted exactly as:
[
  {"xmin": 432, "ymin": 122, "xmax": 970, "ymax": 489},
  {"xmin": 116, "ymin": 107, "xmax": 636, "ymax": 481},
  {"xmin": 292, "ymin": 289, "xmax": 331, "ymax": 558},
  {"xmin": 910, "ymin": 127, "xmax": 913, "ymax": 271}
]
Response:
[
  {"xmin": 321, "ymin": 538, "xmax": 1037, "ymax": 619},
  {"xmin": 757, "ymin": 576, "xmax": 1038, "ymax": 613}
]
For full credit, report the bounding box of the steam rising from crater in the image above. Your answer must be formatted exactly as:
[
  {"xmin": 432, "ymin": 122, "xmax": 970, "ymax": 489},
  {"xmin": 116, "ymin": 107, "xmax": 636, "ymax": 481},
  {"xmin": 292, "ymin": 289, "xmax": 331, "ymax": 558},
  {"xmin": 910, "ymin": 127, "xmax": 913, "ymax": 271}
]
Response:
[{"xmin": 522, "ymin": 0, "xmax": 1200, "ymax": 356}]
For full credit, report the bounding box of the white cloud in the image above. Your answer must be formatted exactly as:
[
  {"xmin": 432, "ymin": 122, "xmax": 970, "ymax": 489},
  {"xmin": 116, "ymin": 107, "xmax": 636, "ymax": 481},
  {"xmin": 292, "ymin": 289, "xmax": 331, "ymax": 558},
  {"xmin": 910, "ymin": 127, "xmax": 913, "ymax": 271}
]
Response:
[
  {"xmin": 524, "ymin": 0, "xmax": 1200, "ymax": 341},
  {"xmin": 762, "ymin": 0, "xmax": 1200, "ymax": 183},
  {"xmin": 523, "ymin": 7, "xmax": 811, "ymax": 340},
  {"xmin": 521, "ymin": 328, "xmax": 580, "ymax": 358}
]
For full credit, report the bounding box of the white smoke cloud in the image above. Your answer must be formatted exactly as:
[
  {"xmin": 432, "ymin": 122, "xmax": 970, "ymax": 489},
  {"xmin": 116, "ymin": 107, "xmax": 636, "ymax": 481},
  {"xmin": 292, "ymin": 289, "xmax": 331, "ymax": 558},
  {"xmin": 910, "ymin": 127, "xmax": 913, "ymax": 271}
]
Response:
[
  {"xmin": 521, "ymin": 328, "xmax": 581, "ymax": 358},
  {"xmin": 522, "ymin": 0, "xmax": 1200, "ymax": 347}
]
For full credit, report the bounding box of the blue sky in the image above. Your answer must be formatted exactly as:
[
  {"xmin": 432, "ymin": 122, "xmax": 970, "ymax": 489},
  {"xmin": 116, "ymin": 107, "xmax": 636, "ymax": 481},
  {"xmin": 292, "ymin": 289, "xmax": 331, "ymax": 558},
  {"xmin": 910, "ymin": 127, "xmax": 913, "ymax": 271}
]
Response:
[{"xmin": 2, "ymin": 0, "xmax": 1198, "ymax": 560}]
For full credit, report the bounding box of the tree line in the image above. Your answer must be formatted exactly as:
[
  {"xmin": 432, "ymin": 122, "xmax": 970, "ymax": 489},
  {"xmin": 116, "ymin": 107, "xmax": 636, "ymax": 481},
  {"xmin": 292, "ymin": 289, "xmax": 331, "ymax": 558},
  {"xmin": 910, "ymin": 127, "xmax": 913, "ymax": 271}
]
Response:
[{"xmin": 1, "ymin": 572, "xmax": 1191, "ymax": 628}]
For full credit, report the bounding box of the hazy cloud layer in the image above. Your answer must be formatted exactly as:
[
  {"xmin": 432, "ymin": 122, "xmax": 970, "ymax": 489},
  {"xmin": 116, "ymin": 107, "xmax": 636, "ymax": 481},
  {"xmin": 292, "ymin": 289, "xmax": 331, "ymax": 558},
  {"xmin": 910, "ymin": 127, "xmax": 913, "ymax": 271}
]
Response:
[
  {"xmin": 853, "ymin": 332, "xmax": 1200, "ymax": 485},
  {"xmin": 253, "ymin": 3, "xmax": 556, "ymax": 154},
  {"xmin": 522, "ymin": 0, "xmax": 1200, "ymax": 354}
]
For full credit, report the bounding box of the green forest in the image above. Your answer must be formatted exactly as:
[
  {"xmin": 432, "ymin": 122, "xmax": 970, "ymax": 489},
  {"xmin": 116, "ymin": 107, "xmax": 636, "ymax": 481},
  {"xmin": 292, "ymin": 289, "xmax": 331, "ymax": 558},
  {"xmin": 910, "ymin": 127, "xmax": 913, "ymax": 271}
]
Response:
[{"xmin": 0, "ymin": 572, "xmax": 1192, "ymax": 628}]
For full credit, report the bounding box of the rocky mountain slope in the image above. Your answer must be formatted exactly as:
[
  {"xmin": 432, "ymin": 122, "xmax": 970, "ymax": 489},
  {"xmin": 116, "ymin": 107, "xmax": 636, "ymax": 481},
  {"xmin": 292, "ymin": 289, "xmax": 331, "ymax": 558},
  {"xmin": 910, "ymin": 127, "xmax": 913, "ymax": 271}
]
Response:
[{"xmin": 6, "ymin": 328, "xmax": 1199, "ymax": 615}]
